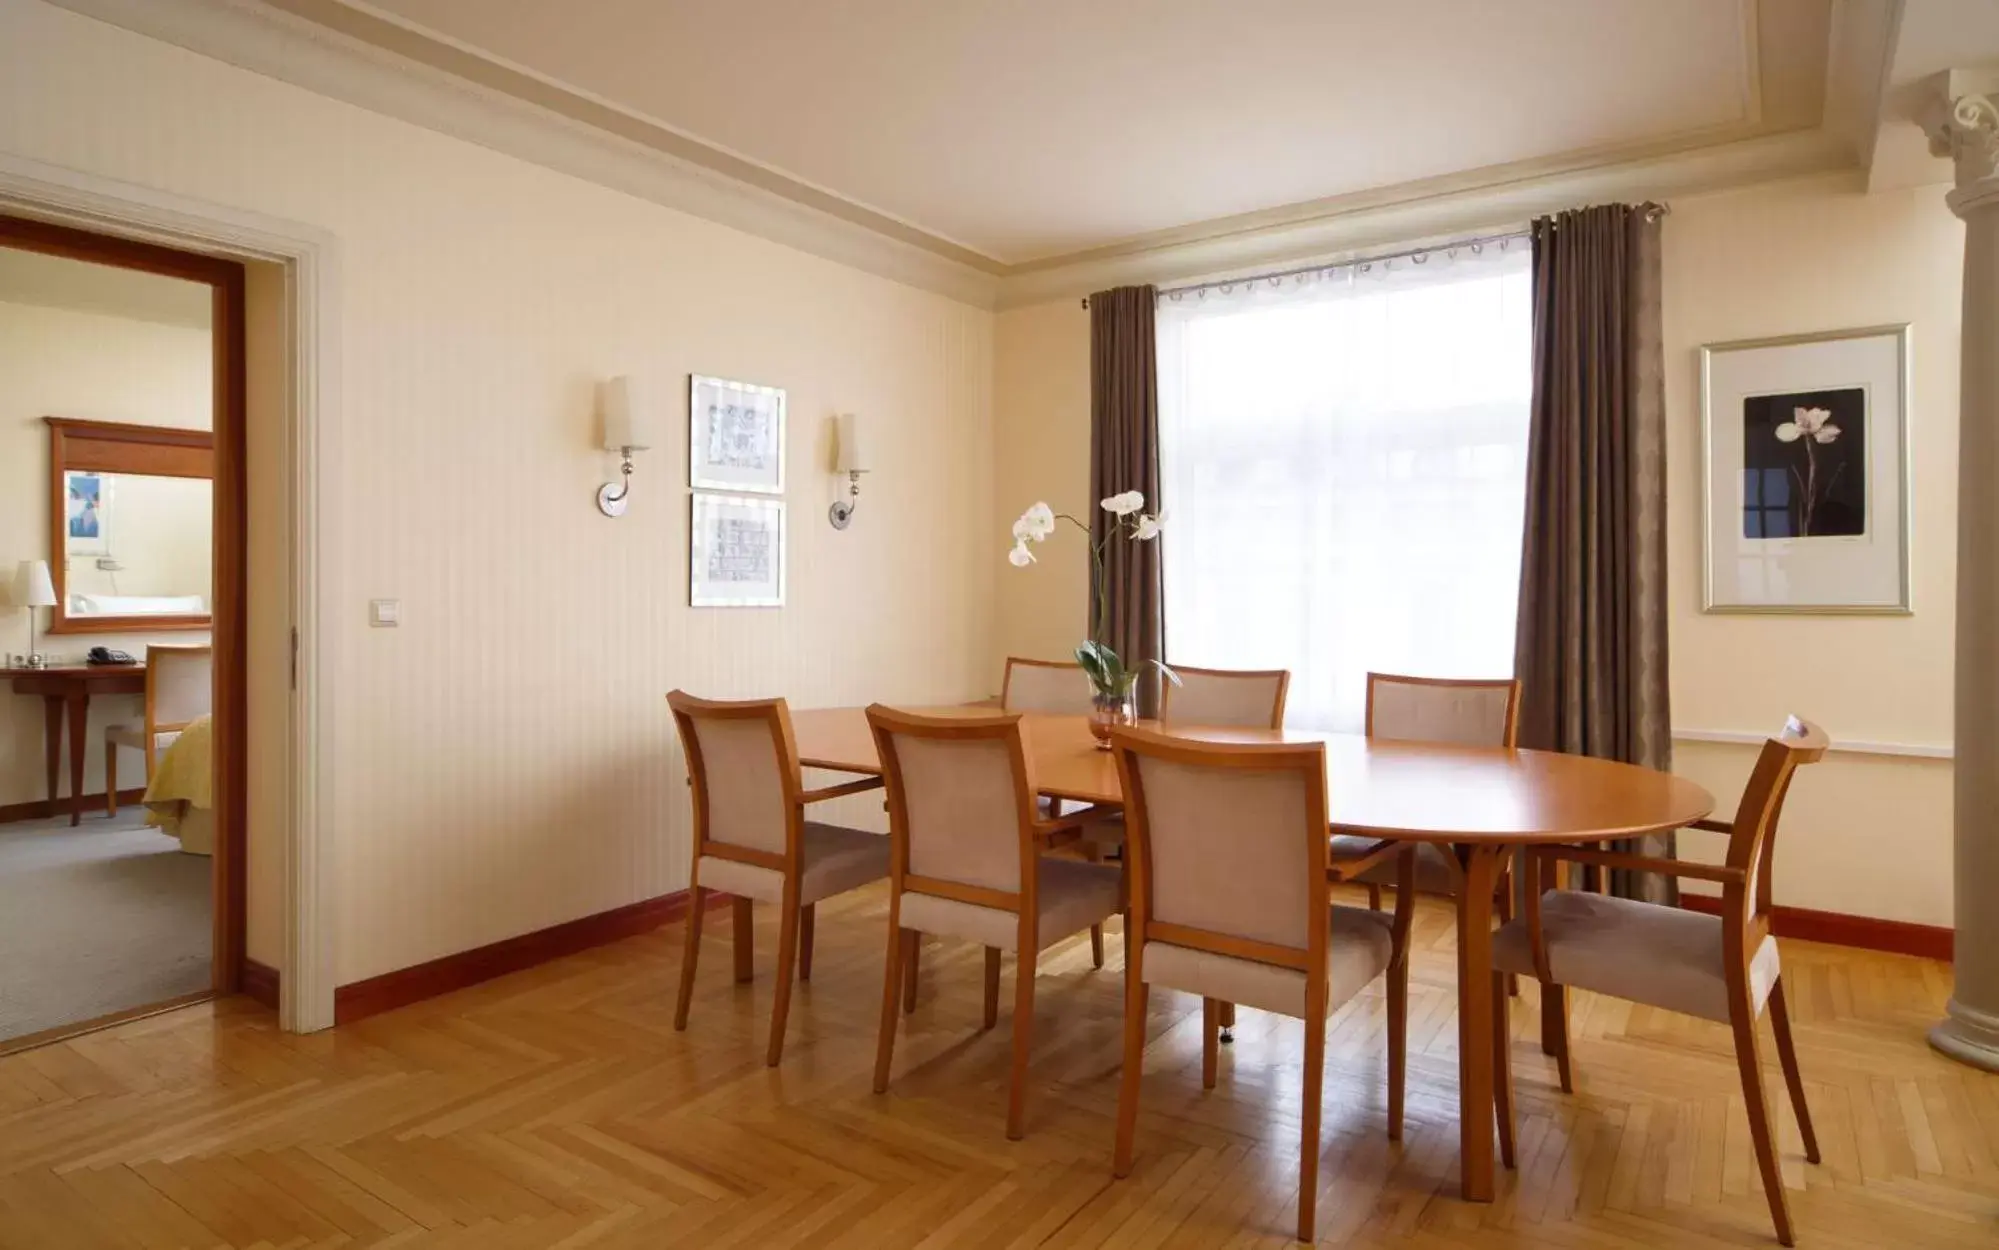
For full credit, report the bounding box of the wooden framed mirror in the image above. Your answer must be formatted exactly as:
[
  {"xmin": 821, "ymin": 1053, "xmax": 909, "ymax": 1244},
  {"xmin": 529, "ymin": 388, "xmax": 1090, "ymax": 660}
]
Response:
[{"xmin": 45, "ymin": 416, "xmax": 214, "ymax": 634}]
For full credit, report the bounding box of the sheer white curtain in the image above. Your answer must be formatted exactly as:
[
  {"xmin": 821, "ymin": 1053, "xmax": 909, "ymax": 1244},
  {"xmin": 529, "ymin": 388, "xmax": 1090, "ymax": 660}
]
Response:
[{"xmin": 1157, "ymin": 242, "xmax": 1533, "ymax": 733}]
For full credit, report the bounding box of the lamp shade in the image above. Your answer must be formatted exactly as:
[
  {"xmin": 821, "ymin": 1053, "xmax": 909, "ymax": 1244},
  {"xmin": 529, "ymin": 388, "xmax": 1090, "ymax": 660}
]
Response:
[
  {"xmin": 599, "ymin": 375, "xmax": 653, "ymax": 452},
  {"xmin": 13, "ymin": 559, "xmax": 55, "ymax": 609},
  {"xmin": 833, "ymin": 412, "xmax": 870, "ymax": 474}
]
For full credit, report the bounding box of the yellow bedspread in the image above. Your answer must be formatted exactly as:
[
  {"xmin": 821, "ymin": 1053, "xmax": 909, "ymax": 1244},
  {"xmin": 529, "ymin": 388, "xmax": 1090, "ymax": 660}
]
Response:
[{"xmin": 144, "ymin": 713, "xmax": 213, "ymax": 849}]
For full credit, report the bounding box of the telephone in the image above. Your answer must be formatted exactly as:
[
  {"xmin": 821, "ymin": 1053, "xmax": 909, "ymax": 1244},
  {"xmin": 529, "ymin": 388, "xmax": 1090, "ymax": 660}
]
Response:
[{"xmin": 86, "ymin": 647, "xmax": 136, "ymax": 665}]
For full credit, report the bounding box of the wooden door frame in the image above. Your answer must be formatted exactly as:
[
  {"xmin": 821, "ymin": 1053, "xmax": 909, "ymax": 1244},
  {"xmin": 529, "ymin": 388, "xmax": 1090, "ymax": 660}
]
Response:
[
  {"xmin": 0, "ymin": 152, "xmax": 340, "ymax": 1033},
  {"xmin": 0, "ymin": 211, "xmax": 248, "ymax": 997}
]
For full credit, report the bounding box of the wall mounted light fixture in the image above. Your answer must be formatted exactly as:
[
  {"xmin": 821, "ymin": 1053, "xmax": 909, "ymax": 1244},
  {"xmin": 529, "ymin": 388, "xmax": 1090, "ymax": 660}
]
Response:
[
  {"xmin": 596, "ymin": 376, "xmax": 655, "ymax": 518},
  {"xmin": 828, "ymin": 412, "xmax": 871, "ymax": 529}
]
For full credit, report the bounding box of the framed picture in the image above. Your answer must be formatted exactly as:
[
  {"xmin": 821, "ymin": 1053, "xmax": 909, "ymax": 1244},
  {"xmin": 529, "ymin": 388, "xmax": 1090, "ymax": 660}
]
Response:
[
  {"xmin": 1701, "ymin": 324, "xmax": 1911, "ymax": 614},
  {"xmin": 689, "ymin": 374, "xmax": 785, "ymax": 494},
  {"xmin": 64, "ymin": 470, "xmax": 110, "ymax": 557},
  {"xmin": 690, "ymin": 493, "xmax": 786, "ymax": 607}
]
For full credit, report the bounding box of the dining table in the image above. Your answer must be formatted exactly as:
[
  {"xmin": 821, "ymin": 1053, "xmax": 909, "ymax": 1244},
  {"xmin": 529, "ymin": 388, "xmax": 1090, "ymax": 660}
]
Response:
[{"xmin": 789, "ymin": 705, "xmax": 1714, "ymax": 1203}]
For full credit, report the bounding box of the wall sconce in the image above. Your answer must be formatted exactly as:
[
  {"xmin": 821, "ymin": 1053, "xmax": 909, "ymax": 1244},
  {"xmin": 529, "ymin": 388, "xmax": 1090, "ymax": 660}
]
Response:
[
  {"xmin": 828, "ymin": 412, "xmax": 871, "ymax": 529},
  {"xmin": 596, "ymin": 376, "xmax": 655, "ymax": 518}
]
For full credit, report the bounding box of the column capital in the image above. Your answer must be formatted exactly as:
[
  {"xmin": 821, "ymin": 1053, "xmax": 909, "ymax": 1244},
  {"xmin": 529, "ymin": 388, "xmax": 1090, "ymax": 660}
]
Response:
[{"xmin": 1923, "ymin": 88, "xmax": 1999, "ymax": 216}]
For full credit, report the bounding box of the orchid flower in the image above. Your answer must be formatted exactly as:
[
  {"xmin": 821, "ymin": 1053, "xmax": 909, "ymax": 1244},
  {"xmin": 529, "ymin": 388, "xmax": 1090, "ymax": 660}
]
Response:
[
  {"xmin": 1131, "ymin": 512, "xmax": 1165, "ymax": 541},
  {"xmin": 1007, "ymin": 540, "xmax": 1036, "ymax": 567},
  {"xmin": 1099, "ymin": 490, "xmax": 1145, "ymax": 517},
  {"xmin": 1775, "ymin": 407, "xmax": 1841, "ymax": 444}
]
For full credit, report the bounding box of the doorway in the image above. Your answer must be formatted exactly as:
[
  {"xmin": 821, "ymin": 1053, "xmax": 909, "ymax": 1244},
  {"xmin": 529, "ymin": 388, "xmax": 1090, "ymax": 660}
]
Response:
[{"xmin": 0, "ymin": 213, "xmax": 247, "ymax": 1052}]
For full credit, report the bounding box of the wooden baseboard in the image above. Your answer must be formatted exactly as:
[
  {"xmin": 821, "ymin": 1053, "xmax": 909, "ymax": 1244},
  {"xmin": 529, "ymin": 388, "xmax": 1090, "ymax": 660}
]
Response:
[
  {"xmin": 333, "ymin": 889, "xmax": 730, "ymax": 1025},
  {"xmin": 1679, "ymin": 894, "xmax": 1954, "ymax": 961},
  {"xmin": 0, "ymin": 787, "xmax": 148, "ymax": 824},
  {"xmin": 240, "ymin": 959, "xmax": 280, "ymax": 1009}
]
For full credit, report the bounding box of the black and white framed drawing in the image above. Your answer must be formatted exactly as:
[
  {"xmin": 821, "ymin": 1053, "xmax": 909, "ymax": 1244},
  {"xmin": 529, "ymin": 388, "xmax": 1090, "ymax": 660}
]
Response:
[
  {"xmin": 1702, "ymin": 324, "xmax": 1910, "ymax": 613},
  {"xmin": 689, "ymin": 374, "xmax": 785, "ymax": 494},
  {"xmin": 690, "ymin": 493, "xmax": 785, "ymax": 607}
]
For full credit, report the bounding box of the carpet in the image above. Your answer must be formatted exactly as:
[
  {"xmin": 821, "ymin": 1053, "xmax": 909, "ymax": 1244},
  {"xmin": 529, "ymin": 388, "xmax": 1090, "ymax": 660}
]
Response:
[{"xmin": 0, "ymin": 808, "xmax": 211, "ymax": 1044}]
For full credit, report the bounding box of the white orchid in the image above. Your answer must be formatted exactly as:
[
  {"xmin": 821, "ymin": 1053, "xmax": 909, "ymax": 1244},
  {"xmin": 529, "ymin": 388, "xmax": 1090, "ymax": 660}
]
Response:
[
  {"xmin": 1007, "ymin": 540, "xmax": 1036, "ymax": 567},
  {"xmin": 1775, "ymin": 407, "xmax": 1841, "ymax": 445},
  {"xmin": 1012, "ymin": 501, "xmax": 1057, "ymax": 543},
  {"xmin": 1099, "ymin": 490, "xmax": 1145, "ymax": 517},
  {"xmin": 1131, "ymin": 512, "xmax": 1165, "ymax": 541}
]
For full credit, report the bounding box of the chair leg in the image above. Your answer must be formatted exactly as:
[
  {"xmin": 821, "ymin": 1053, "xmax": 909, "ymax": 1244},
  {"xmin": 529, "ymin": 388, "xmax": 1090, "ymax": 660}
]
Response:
[
  {"xmin": 1767, "ymin": 979, "xmax": 1820, "ymax": 1164},
  {"xmin": 1367, "ymin": 884, "xmax": 1382, "ymax": 911},
  {"xmin": 798, "ymin": 903, "xmax": 815, "ymax": 982},
  {"xmin": 766, "ymin": 892, "xmax": 801, "ymax": 1067},
  {"xmin": 1496, "ymin": 876, "xmax": 1520, "ymax": 998},
  {"xmin": 1006, "ymin": 945, "xmax": 1038, "ymax": 1140},
  {"xmin": 105, "ymin": 742, "xmax": 118, "ymax": 815},
  {"xmin": 733, "ymin": 896, "xmax": 755, "ymax": 983},
  {"xmin": 1493, "ymin": 972, "xmax": 1517, "ymax": 1169},
  {"xmin": 1201, "ymin": 998, "xmax": 1219, "ymax": 1090},
  {"xmin": 1732, "ymin": 992, "xmax": 1797, "ymax": 1246},
  {"xmin": 1084, "ymin": 841, "xmax": 1106, "ymax": 969},
  {"xmin": 873, "ymin": 922, "xmax": 905, "ymax": 1094},
  {"xmin": 1298, "ymin": 1007, "xmax": 1326, "ymax": 1243},
  {"xmin": 983, "ymin": 946, "xmax": 1001, "ymax": 1030},
  {"xmin": 673, "ymin": 885, "xmax": 707, "ymax": 1031},
  {"xmin": 1544, "ymin": 982, "xmax": 1574, "ymax": 1093},
  {"xmin": 902, "ymin": 931, "xmax": 921, "ymax": 1013},
  {"xmin": 1387, "ymin": 951, "xmax": 1408, "ymax": 1141},
  {"xmin": 1112, "ymin": 976, "xmax": 1149, "ymax": 1177}
]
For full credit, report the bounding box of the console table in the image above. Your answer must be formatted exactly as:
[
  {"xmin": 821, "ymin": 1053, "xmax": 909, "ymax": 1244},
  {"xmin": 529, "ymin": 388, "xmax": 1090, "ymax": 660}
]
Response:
[{"xmin": 6, "ymin": 664, "xmax": 145, "ymax": 825}]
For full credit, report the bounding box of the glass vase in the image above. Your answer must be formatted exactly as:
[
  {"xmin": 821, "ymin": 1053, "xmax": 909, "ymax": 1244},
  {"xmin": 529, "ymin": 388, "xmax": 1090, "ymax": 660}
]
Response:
[{"xmin": 1088, "ymin": 687, "xmax": 1137, "ymax": 749}]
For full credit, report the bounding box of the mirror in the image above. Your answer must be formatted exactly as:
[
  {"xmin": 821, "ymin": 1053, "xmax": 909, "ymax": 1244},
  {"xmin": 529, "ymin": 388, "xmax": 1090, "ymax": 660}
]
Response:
[{"xmin": 46, "ymin": 417, "xmax": 213, "ymax": 634}]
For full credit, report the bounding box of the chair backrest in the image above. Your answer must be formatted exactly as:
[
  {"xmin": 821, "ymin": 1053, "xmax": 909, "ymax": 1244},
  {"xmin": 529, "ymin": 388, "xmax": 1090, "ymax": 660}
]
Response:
[
  {"xmin": 1000, "ymin": 656, "xmax": 1094, "ymax": 716},
  {"xmin": 1725, "ymin": 717, "xmax": 1829, "ymax": 933},
  {"xmin": 1111, "ymin": 724, "xmax": 1330, "ymax": 974},
  {"xmin": 1365, "ymin": 672, "xmax": 1520, "ymax": 748},
  {"xmin": 146, "ymin": 644, "xmax": 212, "ymax": 733},
  {"xmin": 667, "ymin": 691, "xmax": 803, "ymax": 866},
  {"xmin": 1160, "ymin": 665, "xmax": 1290, "ymax": 729},
  {"xmin": 867, "ymin": 705, "xmax": 1038, "ymax": 903}
]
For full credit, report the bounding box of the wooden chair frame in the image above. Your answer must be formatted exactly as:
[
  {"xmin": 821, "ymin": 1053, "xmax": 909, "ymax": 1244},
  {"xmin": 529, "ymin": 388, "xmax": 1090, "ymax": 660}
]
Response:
[
  {"xmin": 1158, "ymin": 663, "xmax": 1292, "ymax": 729},
  {"xmin": 1108, "ymin": 723, "xmax": 1414, "ymax": 1244},
  {"xmin": 1514, "ymin": 718, "xmax": 1828, "ymax": 1246},
  {"xmin": 866, "ymin": 704, "xmax": 1095, "ymax": 1140},
  {"xmin": 667, "ymin": 691, "xmax": 884, "ymax": 1067},
  {"xmin": 105, "ymin": 644, "xmax": 213, "ymax": 815}
]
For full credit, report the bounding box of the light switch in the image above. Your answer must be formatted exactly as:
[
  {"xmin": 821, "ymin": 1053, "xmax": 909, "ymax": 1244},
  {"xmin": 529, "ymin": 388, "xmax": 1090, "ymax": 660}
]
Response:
[{"xmin": 369, "ymin": 599, "xmax": 400, "ymax": 627}]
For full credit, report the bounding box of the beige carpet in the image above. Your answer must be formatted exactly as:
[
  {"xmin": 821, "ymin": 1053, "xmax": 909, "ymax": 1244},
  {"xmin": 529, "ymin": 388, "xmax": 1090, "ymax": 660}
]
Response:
[{"xmin": 0, "ymin": 808, "xmax": 210, "ymax": 1044}]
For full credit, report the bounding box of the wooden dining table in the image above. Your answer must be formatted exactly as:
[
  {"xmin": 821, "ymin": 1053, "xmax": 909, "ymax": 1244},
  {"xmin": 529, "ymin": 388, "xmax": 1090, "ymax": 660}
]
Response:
[{"xmin": 790, "ymin": 705, "xmax": 1714, "ymax": 1203}]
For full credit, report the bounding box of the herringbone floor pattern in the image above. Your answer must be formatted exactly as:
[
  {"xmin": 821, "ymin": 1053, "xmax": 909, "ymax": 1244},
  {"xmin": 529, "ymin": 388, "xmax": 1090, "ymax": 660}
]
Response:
[{"xmin": 2, "ymin": 886, "xmax": 1995, "ymax": 1248}]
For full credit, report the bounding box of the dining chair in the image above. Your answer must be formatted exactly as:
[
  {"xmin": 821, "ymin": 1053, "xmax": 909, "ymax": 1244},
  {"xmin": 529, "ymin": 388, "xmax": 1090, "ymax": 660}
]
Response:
[
  {"xmin": 1108, "ymin": 724, "xmax": 1414, "ymax": 1244},
  {"xmin": 1158, "ymin": 664, "xmax": 1290, "ymax": 729},
  {"xmin": 866, "ymin": 704, "xmax": 1121, "ymax": 1140},
  {"xmin": 667, "ymin": 691, "xmax": 889, "ymax": 1066},
  {"xmin": 999, "ymin": 656, "xmax": 1095, "ymax": 715},
  {"xmin": 1490, "ymin": 717, "xmax": 1828, "ymax": 1247},
  {"xmin": 104, "ymin": 644, "xmax": 212, "ymax": 815}
]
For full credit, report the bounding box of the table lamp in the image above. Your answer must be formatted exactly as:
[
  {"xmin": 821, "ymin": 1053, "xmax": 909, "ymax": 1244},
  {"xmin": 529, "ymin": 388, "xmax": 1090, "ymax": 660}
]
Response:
[{"xmin": 13, "ymin": 559, "xmax": 55, "ymax": 669}]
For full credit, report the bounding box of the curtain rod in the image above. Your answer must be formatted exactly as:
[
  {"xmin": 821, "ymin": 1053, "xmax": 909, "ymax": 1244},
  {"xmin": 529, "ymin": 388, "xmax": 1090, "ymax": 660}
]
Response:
[{"xmin": 1080, "ymin": 202, "xmax": 1668, "ymax": 309}]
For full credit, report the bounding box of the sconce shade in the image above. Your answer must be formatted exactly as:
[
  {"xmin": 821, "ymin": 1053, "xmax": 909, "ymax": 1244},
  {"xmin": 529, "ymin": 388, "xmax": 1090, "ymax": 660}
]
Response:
[
  {"xmin": 833, "ymin": 412, "xmax": 870, "ymax": 474},
  {"xmin": 13, "ymin": 559, "xmax": 55, "ymax": 608},
  {"xmin": 599, "ymin": 376, "xmax": 653, "ymax": 452}
]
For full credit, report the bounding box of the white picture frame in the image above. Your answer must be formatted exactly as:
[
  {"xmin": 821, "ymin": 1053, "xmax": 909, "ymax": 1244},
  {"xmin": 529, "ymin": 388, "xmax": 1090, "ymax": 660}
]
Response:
[
  {"xmin": 1701, "ymin": 324, "xmax": 1912, "ymax": 614},
  {"xmin": 689, "ymin": 374, "xmax": 785, "ymax": 494},
  {"xmin": 690, "ymin": 493, "xmax": 786, "ymax": 608}
]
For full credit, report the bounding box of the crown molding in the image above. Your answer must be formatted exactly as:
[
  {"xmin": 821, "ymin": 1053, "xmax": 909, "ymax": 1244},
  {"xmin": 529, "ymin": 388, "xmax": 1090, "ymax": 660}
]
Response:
[{"xmin": 45, "ymin": 0, "xmax": 1006, "ymax": 309}]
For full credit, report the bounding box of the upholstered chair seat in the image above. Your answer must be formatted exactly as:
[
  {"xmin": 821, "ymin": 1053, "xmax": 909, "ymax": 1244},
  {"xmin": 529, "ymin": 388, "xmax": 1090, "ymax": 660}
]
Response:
[
  {"xmin": 695, "ymin": 821, "xmax": 889, "ymax": 906},
  {"xmin": 898, "ymin": 857, "xmax": 1120, "ymax": 953},
  {"xmin": 1143, "ymin": 906, "xmax": 1394, "ymax": 1018},
  {"xmin": 1492, "ymin": 890, "xmax": 1780, "ymax": 1023}
]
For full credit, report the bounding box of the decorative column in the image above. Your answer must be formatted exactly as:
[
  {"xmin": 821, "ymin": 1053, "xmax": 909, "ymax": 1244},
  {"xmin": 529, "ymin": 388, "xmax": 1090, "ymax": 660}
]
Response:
[{"xmin": 1925, "ymin": 85, "xmax": 1999, "ymax": 1073}]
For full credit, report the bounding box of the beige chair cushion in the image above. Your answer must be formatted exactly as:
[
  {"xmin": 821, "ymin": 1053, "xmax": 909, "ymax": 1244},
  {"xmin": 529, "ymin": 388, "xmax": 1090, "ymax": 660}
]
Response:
[
  {"xmin": 105, "ymin": 723, "xmax": 181, "ymax": 756},
  {"xmin": 696, "ymin": 821, "xmax": 888, "ymax": 905},
  {"xmin": 1492, "ymin": 890, "xmax": 1781, "ymax": 1024},
  {"xmin": 1163, "ymin": 670, "xmax": 1285, "ymax": 728},
  {"xmin": 1330, "ymin": 835, "xmax": 1458, "ymax": 892},
  {"xmin": 1142, "ymin": 906, "xmax": 1395, "ymax": 1019},
  {"xmin": 1369, "ymin": 678, "xmax": 1512, "ymax": 747},
  {"xmin": 1002, "ymin": 662, "xmax": 1094, "ymax": 716},
  {"xmin": 898, "ymin": 858, "xmax": 1120, "ymax": 953}
]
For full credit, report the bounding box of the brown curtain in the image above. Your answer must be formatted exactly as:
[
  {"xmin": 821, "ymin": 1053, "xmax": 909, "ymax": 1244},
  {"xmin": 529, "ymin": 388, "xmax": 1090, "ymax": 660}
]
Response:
[
  {"xmin": 1089, "ymin": 286, "xmax": 1166, "ymax": 716},
  {"xmin": 1514, "ymin": 204, "xmax": 1674, "ymax": 903}
]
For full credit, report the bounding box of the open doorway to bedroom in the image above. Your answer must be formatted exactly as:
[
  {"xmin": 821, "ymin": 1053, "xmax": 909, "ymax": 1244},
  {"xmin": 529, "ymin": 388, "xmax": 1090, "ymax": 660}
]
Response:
[{"xmin": 0, "ymin": 214, "xmax": 247, "ymax": 1052}]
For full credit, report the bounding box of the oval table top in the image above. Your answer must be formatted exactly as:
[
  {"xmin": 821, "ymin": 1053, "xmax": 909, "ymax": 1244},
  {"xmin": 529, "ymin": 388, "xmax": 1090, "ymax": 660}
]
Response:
[{"xmin": 789, "ymin": 706, "xmax": 1714, "ymax": 846}]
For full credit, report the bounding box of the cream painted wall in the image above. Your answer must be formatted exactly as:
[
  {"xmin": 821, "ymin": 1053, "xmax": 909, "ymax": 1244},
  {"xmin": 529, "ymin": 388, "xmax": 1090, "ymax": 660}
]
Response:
[
  {"xmin": 990, "ymin": 175, "xmax": 1963, "ymax": 926},
  {"xmin": 0, "ymin": 295, "xmax": 212, "ymax": 807},
  {"xmin": 0, "ymin": 0, "xmax": 994, "ymax": 984}
]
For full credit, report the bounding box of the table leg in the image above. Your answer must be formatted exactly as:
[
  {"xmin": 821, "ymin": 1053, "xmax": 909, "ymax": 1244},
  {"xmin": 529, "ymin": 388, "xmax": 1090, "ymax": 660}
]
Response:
[
  {"xmin": 1453, "ymin": 843, "xmax": 1509, "ymax": 1202},
  {"xmin": 65, "ymin": 690, "xmax": 89, "ymax": 827},
  {"xmin": 42, "ymin": 695, "xmax": 62, "ymax": 817}
]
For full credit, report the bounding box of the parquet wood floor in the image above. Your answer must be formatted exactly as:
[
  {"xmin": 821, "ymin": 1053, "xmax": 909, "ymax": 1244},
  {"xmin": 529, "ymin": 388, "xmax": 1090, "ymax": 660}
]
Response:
[{"xmin": 2, "ymin": 886, "xmax": 1995, "ymax": 1248}]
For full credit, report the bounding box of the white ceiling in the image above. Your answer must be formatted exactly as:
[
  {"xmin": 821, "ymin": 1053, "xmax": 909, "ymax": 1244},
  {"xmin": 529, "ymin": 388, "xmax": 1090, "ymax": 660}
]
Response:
[{"xmin": 314, "ymin": 0, "xmax": 1820, "ymax": 266}]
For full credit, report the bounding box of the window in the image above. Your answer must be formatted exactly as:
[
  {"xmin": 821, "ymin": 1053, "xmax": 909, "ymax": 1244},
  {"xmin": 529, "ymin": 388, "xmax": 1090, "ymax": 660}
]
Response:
[{"xmin": 1157, "ymin": 243, "xmax": 1533, "ymax": 733}]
